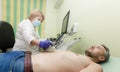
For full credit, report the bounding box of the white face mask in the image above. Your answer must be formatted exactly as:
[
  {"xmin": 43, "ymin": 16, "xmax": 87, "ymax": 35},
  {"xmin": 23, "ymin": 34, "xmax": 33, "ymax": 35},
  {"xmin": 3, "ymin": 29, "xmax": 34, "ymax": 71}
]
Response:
[{"xmin": 32, "ymin": 19, "xmax": 41, "ymax": 27}]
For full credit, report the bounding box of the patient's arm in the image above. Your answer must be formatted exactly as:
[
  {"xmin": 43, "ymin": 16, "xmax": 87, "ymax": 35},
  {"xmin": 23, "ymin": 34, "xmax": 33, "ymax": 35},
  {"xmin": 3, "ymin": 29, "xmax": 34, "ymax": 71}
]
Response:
[{"xmin": 80, "ymin": 62, "xmax": 103, "ymax": 72}]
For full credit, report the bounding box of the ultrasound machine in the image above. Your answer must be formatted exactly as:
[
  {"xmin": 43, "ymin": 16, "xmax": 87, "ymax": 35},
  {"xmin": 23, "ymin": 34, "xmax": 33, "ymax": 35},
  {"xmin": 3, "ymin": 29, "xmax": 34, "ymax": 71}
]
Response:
[{"xmin": 51, "ymin": 10, "xmax": 81, "ymax": 50}]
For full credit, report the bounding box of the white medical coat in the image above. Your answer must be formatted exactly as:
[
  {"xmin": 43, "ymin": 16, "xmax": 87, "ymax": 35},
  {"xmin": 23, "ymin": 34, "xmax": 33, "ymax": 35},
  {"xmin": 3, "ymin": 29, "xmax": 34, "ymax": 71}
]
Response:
[{"xmin": 13, "ymin": 19, "xmax": 40, "ymax": 54}]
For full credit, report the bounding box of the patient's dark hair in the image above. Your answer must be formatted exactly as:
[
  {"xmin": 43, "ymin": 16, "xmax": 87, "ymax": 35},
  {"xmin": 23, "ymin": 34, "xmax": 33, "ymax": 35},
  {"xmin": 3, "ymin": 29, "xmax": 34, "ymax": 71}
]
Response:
[{"xmin": 98, "ymin": 44, "xmax": 110, "ymax": 63}]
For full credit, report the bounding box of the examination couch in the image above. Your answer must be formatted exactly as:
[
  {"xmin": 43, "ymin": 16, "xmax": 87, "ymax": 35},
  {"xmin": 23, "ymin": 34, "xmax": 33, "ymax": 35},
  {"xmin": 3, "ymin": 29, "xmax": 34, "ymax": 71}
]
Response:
[
  {"xmin": 0, "ymin": 21, "xmax": 15, "ymax": 52},
  {"xmin": 101, "ymin": 56, "xmax": 120, "ymax": 72}
]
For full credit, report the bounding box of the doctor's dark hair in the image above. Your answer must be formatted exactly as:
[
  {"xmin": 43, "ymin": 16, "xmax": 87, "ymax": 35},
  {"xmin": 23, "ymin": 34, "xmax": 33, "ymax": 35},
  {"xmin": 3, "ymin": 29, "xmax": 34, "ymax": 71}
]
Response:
[
  {"xmin": 98, "ymin": 44, "xmax": 110, "ymax": 63},
  {"xmin": 28, "ymin": 9, "xmax": 45, "ymax": 22}
]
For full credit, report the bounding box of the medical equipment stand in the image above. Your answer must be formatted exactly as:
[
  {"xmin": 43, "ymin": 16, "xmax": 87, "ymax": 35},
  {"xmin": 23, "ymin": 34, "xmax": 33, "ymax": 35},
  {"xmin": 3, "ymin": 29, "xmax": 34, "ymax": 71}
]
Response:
[{"xmin": 55, "ymin": 34, "xmax": 81, "ymax": 50}]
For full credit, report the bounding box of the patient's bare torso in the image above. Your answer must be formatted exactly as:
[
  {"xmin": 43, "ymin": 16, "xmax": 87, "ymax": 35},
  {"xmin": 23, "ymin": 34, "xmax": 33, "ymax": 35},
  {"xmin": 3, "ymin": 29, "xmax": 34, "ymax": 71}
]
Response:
[{"xmin": 31, "ymin": 50, "xmax": 92, "ymax": 72}]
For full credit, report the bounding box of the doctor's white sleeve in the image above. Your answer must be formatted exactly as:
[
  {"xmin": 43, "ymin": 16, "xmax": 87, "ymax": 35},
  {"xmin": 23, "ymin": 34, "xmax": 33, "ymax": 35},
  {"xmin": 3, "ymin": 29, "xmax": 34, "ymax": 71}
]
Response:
[{"xmin": 20, "ymin": 24, "xmax": 36, "ymax": 45}]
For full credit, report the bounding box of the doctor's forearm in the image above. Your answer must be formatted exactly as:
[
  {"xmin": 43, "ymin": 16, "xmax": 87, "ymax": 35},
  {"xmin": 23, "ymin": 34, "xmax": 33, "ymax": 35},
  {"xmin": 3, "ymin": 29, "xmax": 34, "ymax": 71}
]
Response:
[{"xmin": 30, "ymin": 39, "xmax": 39, "ymax": 46}]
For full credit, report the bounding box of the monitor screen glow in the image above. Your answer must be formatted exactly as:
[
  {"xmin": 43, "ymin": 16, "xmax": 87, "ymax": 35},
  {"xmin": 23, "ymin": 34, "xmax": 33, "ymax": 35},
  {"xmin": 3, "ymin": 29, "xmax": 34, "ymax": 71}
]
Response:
[{"xmin": 61, "ymin": 10, "xmax": 70, "ymax": 34}]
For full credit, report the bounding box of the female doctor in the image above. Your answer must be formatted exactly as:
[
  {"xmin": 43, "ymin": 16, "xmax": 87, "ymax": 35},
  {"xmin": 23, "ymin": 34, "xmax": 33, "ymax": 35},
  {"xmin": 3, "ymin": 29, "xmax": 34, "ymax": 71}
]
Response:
[{"xmin": 12, "ymin": 9, "xmax": 53, "ymax": 54}]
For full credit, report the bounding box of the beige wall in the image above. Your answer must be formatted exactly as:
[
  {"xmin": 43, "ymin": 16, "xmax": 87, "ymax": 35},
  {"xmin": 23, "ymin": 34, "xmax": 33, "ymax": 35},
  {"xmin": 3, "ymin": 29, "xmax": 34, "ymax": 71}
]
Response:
[
  {"xmin": 55, "ymin": 0, "xmax": 120, "ymax": 57},
  {"xmin": 45, "ymin": 0, "xmax": 59, "ymax": 38}
]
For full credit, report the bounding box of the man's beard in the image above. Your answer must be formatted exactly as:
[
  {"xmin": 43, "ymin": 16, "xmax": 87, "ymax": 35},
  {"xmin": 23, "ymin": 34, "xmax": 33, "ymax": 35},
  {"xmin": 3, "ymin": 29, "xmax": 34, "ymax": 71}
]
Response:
[{"xmin": 85, "ymin": 50, "xmax": 94, "ymax": 57}]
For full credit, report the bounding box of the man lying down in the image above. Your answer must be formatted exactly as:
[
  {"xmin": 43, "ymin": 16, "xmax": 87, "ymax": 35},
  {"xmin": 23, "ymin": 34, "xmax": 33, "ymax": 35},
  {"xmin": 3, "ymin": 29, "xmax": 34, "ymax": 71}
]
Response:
[{"xmin": 0, "ymin": 44, "xmax": 110, "ymax": 72}]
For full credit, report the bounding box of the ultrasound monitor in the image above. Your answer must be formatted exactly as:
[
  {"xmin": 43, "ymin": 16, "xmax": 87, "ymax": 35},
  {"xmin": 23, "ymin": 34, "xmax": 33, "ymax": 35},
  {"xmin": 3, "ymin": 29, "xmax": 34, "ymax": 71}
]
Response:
[
  {"xmin": 61, "ymin": 10, "xmax": 70, "ymax": 34},
  {"xmin": 55, "ymin": 10, "xmax": 70, "ymax": 44}
]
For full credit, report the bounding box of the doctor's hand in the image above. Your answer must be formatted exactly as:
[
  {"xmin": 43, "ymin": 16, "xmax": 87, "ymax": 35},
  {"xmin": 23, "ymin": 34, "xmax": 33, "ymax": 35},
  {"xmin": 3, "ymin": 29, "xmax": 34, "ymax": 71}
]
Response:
[{"xmin": 39, "ymin": 40, "xmax": 53, "ymax": 50}]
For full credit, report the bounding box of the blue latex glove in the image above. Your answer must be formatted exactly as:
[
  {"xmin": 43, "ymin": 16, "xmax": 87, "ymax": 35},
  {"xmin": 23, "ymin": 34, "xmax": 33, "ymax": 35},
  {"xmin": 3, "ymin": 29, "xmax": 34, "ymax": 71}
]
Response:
[{"xmin": 39, "ymin": 40, "xmax": 53, "ymax": 50}]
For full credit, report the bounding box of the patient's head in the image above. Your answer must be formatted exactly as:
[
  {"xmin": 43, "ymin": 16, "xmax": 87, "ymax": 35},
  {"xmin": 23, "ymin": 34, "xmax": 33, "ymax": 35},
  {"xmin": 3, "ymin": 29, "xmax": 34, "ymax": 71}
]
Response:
[{"xmin": 85, "ymin": 44, "xmax": 110, "ymax": 63}]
